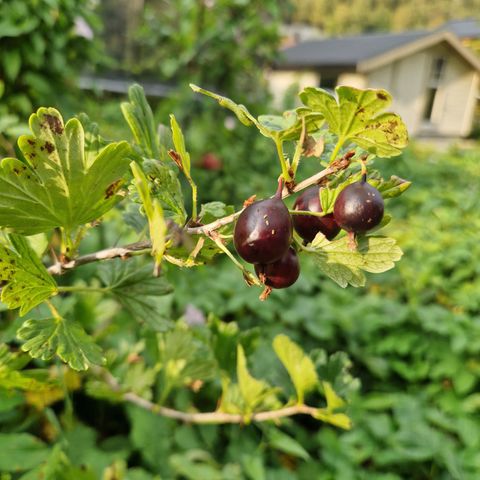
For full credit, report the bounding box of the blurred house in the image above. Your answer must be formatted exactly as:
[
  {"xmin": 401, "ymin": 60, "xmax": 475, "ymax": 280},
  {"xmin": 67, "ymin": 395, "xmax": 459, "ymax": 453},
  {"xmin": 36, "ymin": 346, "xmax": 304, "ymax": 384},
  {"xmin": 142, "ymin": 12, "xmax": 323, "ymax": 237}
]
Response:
[{"xmin": 269, "ymin": 20, "xmax": 480, "ymax": 137}]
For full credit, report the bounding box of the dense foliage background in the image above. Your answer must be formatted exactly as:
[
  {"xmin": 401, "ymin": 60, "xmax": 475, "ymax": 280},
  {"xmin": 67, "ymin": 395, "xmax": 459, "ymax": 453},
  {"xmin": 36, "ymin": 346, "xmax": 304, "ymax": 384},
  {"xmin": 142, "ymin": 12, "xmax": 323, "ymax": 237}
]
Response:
[
  {"xmin": 291, "ymin": 0, "xmax": 480, "ymax": 34},
  {"xmin": 1, "ymin": 1, "xmax": 479, "ymax": 479}
]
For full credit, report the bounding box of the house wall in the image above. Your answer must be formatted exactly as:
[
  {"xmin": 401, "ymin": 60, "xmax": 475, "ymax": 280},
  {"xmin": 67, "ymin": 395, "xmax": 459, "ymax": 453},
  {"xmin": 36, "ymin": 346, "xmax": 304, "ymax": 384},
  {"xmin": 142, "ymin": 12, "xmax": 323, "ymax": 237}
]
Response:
[
  {"xmin": 337, "ymin": 72, "xmax": 367, "ymax": 89},
  {"xmin": 265, "ymin": 70, "xmax": 320, "ymax": 106},
  {"xmin": 366, "ymin": 43, "xmax": 479, "ymax": 137}
]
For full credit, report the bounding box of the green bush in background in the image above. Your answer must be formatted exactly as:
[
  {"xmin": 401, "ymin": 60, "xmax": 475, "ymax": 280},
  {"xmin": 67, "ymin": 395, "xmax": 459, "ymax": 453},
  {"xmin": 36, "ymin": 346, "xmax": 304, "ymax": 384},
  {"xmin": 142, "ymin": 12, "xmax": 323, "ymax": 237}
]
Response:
[{"xmin": 0, "ymin": 0, "xmax": 102, "ymax": 117}]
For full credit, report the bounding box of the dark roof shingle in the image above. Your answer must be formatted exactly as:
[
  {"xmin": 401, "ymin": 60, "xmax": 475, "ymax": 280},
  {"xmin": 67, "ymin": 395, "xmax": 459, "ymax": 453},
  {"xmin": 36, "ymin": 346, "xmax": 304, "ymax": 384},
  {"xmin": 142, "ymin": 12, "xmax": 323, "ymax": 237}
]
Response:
[{"xmin": 279, "ymin": 30, "xmax": 429, "ymax": 68}]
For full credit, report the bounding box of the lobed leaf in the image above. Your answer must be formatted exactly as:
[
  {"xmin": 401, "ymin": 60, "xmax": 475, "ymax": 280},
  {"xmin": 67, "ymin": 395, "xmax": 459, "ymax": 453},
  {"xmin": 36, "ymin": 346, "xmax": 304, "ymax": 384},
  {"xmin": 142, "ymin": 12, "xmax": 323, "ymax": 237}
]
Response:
[
  {"xmin": 299, "ymin": 86, "xmax": 408, "ymax": 157},
  {"xmin": 311, "ymin": 234, "xmax": 403, "ymax": 288},
  {"xmin": 273, "ymin": 334, "xmax": 318, "ymax": 404},
  {"xmin": 0, "ymin": 234, "xmax": 57, "ymax": 315},
  {"xmin": 98, "ymin": 258, "xmax": 173, "ymax": 331},
  {"xmin": 121, "ymin": 84, "xmax": 160, "ymax": 159},
  {"xmin": 313, "ymin": 382, "xmax": 352, "ymax": 430},
  {"xmin": 17, "ymin": 317, "xmax": 105, "ymax": 371},
  {"xmin": 0, "ymin": 108, "xmax": 132, "ymax": 234}
]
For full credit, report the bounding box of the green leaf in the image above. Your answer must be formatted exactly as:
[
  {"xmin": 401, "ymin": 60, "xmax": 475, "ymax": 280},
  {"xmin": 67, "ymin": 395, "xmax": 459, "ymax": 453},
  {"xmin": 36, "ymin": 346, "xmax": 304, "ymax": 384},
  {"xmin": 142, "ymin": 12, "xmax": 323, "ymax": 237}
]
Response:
[
  {"xmin": 19, "ymin": 444, "xmax": 70, "ymax": 480},
  {"xmin": 310, "ymin": 234, "xmax": 403, "ymax": 288},
  {"xmin": 169, "ymin": 114, "xmax": 191, "ymax": 176},
  {"xmin": 0, "ymin": 433, "xmax": 49, "ymax": 472},
  {"xmin": 98, "ymin": 258, "xmax": 173, "ymax": 331},
  {"xmin": 369, "ymin": 174, "xmax": 412, "ymax": 199},
  {"xmin": 3, "ymin": 49, "xmax": 21, "ymax": 82},
  {"xmin": 0, "ymin": 234, "xmax": 57, "ymax": 315},
  {"xmin": 121, "ymin": 84, "xmax": 160, "ymax": 159},
  {"xmin": 17, "ymin": 317, "xmax": 105, "ymax": 371},
  {"xmin": 313, "ymin": 382, "xmax": 352, "ymax": 430},
  {"xmin": 272, "ymin": 334, "xmax": 318, "ymax": 404},
  {"xmin": 0, "ymin": 108, "xmax": 132, "ymax": 234},
  {"xmin": 268, "ymin": 428, "xmax": 310, "ymax": 460},
  {"xmin": 157, "ymin": 324, "xmax": 217, "ymax": 393},
  {"xmin": 131, "ymin": 162, "xmax": 167, "ymax": 273},
  {"xmin": 142, "ymin": 159, "xmax": 187, "ymax": 225},
  {"xmin": 319, "ymin": 172, "xmax": 362, "ymax": 215},
  {"xmin": 258, "ymin": 109, "xmax": 324, "ymax": 141},
  {"xmin": 237, "ymin": 345, "xmax": 278, "ymax": 417},
  {"xmin": 199, "ymin": 201, "xmax": 235, "ymax": 225},
  {"xmin": 0, "ymin": 344, "xmax": 51, "ymax": 391},
  {"xmin": 190, "ymin": 84, "xmax": 257, "ymax": 127},
  {"xmin": 299, "ymin": 86, "xmax": 408, "ymax": 157}
]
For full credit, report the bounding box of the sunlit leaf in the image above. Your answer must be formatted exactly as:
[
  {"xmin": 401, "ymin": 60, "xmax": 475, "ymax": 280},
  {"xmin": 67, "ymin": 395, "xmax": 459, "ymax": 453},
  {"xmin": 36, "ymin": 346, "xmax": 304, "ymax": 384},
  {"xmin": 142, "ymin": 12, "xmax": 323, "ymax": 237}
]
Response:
[
  {"xmin": 310, "ymin": 234, "xmax": 403, "ymax": 287},
  {"xmin": 273, "ymin": 334, "xmax": 318, "ymax": 404},
  {"xmin": 170, "ymin": 114, "xmax": 191, "ymax": 176},
  {"xmin": 131, "ymin": 162, "xmax": 167, "ymax": 273},
  {"xmin": 0, "ymin": 234, "xmax": 57, "ymax": 315},
  {"xmin": 300, "ymin": 86, "xmax": 408, "ymax": 157},
  {"xmin": 0, "ymin": 108, "xmax": 131, "ymax": 234}
]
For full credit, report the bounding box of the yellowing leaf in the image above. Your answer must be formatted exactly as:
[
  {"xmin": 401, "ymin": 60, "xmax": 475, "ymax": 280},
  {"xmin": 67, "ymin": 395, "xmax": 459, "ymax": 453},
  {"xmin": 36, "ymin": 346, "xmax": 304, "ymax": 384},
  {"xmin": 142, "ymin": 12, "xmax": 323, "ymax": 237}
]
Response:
[
  {"xmin": 0, "ymin": 234, "xmax": 57, "ymax": 315},
  {"xmin": 273, "ymin": 334, "xmax": 318, "ymax": 404},
  {"xmin": 131, "ymin": 162, "xmax": 167, "ymax": 274},
  {"xmin": 313, "ymin": 381, "xmax": 352, "ymax": 430}
]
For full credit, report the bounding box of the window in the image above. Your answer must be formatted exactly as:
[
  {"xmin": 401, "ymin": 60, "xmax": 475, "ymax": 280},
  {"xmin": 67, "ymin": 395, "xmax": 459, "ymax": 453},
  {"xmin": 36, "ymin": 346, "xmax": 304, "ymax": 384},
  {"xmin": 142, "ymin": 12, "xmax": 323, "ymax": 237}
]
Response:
[
  {"xmin": 422, "ymin": 57, "xmax": 446, "ymax": 122},
  {"xmin": 320, "ymin": 75, "xmax": 338, "ymax": 91}
]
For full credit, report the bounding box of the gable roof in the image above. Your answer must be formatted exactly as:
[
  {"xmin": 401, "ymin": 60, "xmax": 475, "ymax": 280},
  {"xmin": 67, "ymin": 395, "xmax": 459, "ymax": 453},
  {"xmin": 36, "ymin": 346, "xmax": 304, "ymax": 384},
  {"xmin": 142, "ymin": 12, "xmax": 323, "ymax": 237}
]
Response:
[
  {"xmin": 437, "ymin": 18, "xmax": 480, "ymax": 39},
  {"xmin": 278, "ymin": 28, "xmax": 480, "ymax": 73},
  {"xmin": 279, "ymin": 30, "xmax": 429, "ymax": 69}
]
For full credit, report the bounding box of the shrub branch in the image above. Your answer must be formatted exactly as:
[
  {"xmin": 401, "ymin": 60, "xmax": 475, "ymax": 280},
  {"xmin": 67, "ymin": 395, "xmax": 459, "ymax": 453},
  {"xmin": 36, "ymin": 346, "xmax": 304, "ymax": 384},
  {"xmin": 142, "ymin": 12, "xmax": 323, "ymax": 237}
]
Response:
[{"xmin": 47, "ymin": 152, "xmax": 353, "ymax": 275}]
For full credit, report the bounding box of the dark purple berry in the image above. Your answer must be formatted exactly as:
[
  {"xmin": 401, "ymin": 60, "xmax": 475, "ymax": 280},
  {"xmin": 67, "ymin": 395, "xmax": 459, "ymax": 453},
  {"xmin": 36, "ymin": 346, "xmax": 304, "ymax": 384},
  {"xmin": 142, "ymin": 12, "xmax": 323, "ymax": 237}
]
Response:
[
  {"xmin": 293, "ymin": 186, "xmax": 340, "ymax": 242},
  {"xmin": 255, "ymin": 247, "xmax": 300, "ymax": 289},
  {"xmin": 333, "ymin": 176, "xmax": 384, "ymax": 233},
  {"xmin": 234, "ymin": 185, "xmax": 292, "ymax": 264}
]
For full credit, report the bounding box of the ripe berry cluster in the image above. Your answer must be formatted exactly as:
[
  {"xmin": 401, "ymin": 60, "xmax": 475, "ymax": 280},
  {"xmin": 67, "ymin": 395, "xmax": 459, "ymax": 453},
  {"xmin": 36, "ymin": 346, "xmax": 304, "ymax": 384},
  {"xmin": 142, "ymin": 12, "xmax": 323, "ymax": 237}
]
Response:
[{"xmin": 233, "ymin": 174, "xmax": 384, "ymax": 294}]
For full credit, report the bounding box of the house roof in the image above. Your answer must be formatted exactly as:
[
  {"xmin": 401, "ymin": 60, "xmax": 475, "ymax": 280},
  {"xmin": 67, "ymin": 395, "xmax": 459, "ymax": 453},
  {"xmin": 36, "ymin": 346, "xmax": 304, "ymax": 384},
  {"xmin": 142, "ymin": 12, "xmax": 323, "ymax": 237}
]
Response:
[
  {"xmin": 278, "ymin": 28, "xmax": 480, "ymax": 73},
  {"xmin": 437, "ymin": 18, "xmax": 480, "ymax": 39}
]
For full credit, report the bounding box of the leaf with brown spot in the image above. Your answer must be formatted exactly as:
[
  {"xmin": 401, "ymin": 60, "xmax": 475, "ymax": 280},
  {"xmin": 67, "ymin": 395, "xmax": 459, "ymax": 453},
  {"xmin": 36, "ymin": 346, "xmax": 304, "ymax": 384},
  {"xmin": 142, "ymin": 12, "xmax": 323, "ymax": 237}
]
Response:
[
  {"xmin": 299, "ymin": 86, "xmax": 408, "ymax": 157},
  {"xmin": 0, "ymin": 107, "xmax": 132, "ymax": 234}
]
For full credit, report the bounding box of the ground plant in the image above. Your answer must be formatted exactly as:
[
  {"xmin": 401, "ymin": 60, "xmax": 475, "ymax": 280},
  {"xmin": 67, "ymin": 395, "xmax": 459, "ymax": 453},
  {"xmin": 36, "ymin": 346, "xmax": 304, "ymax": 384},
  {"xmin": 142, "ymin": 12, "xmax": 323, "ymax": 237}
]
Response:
[{"xmin": 0, "ymin": 83, "xmax": 412, "ymax": 478}]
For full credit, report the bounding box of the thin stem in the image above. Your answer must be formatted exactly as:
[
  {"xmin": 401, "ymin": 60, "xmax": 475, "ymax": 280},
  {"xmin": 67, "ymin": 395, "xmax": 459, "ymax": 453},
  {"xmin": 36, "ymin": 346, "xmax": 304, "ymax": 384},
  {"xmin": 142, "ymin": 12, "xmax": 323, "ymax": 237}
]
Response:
[
  {"xmin": 60, "ymin": 228, "xmax": 75, "ymax": 259},
  {"xmin": 274, "ymin": 138, "xmax": 292, "ymax": 182},
  {"xmin": 329, "ymin": 137, "xmax": 345, "ymax": 164},
  {"xmin": 290, "ymin": 117, "xmax": 306, "ymax": 176},
  {"xmin": 46, "ymin": 300, "xmax": 61, "ymax": 320},
  {"xmin": 187, "ymin": 177, "xmax": 198, "ymax": 220},
  {"xmin": 289, "ymin": 209, "xmax": 327, "ymax": 218},
  {"xmin": 97, "ymin": 366, "xmax": 319, "ymax": 425},
  {"xmin": 48, "ymin": 240, "xmax": 152, "ymax": 275},
  {"xmin": 209, "ymin": 233, "xmax": 260, "ymax": 286},
  {"xmin": 58, "ymin": 285, "xmax": 110, "ymax": 294}
]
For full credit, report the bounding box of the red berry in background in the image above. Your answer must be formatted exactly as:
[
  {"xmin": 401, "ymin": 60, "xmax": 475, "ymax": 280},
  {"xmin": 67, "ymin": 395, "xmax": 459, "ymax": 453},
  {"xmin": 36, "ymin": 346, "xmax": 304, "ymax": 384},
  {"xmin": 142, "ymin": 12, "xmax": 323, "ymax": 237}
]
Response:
[
  {"xmin": 200, "ymin": 152, "xmax": 222, "ymax": 171},
  {"xmin": 234, "ymin": 182, "xmax": 292, "ymax": 264},
  {"xmin": 333, "ymin": 175, "xmax": 384, "ymax": 233},
  {"xmin": 293, "ymin": 186, "xmax": 340, "ymax": 242},
  {"xmin": 255, "ymin": 247, "xmax": 300, "ymax": 289}
]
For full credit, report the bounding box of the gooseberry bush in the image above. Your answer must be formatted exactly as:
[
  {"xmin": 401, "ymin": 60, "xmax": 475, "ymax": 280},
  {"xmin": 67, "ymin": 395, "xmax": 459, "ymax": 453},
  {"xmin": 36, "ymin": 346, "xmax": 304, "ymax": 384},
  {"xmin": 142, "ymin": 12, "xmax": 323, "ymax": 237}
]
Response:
[{"xmin": 0, "ymin": 83, "xmax": 410, "ymax": 477}]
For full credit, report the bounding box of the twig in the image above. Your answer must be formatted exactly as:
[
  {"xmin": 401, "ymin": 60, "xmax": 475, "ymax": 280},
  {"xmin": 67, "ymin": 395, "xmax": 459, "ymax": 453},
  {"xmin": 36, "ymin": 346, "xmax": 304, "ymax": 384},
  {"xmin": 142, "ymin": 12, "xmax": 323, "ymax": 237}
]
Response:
[
  {"xmin": 48, "ymin": 241, "xmax": 151, "ymax": 275},
  {"xmin": 98, "ymin": 367, "xmax": 318, "ymax": 424},
  {"xmin": 47, "ymin": 153, "xmax": 353, "ymax": 275}
]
